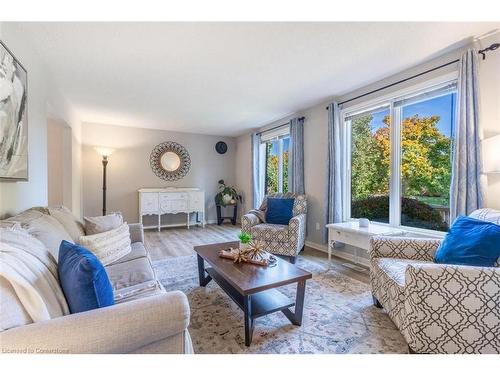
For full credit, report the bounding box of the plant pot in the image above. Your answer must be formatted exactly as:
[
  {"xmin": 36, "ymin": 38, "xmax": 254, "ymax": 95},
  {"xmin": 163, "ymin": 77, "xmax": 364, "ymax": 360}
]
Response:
[{"xmin": 239, "ymin": 242, "xmax": 250, "ymax": 252}]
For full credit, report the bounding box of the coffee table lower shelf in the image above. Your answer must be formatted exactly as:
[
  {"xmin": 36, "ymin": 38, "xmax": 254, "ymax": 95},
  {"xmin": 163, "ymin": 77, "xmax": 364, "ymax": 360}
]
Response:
[{"xmin": 206, "ymin": 267, "xmax": 295, "ymax": 318}]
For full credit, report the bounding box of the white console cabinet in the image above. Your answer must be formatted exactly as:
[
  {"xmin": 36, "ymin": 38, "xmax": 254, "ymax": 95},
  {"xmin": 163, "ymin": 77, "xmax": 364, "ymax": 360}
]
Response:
[{"xmin": 138, "ymin": 188, "xmax": 205, "ymax": 231}]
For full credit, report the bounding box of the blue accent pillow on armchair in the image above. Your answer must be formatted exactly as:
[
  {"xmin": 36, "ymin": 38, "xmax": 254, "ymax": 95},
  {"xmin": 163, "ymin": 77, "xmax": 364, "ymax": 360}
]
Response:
[
  {"xmin": 58, "ymin": 240, "xmax": 114, "ymax": 314},
  {"xmin": 266, "ymin": 198, "xmax": 295, "ymax": 225},
  {"xmin": 434, "ymin": 216, "xmax": 500, "ymax": 267}
]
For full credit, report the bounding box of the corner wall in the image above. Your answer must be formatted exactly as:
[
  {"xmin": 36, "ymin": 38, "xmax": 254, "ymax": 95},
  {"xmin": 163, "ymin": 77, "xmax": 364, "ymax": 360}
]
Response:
[
  {"xmin": 81, "ymin": 122, "xmax": 236, "ymax": 225},
  {"xmin": 0, "ymin": 23, "xmax": 82, "ymax": 219}
]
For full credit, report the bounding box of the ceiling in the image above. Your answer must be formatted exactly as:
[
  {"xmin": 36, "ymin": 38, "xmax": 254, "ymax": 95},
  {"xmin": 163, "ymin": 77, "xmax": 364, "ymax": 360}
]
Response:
[{"xmin": 18, "ymin": 22, "xmax": 499, "ymax": 136}]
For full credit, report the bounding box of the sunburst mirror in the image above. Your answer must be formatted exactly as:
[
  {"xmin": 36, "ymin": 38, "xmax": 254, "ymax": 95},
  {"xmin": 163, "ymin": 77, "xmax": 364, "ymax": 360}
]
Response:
[{"xmin": 150, "ymin": 141, "xmax": 191, "ymax": 181}]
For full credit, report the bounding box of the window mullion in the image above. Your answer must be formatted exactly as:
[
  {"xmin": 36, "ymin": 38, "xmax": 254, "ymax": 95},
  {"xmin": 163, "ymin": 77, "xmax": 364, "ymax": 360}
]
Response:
[
  {"xmin": 390, "ymin": 103, "xmax": 402, "ymax": 227},
  {"xmin": 344, "ymin": 119, "xmax": 352, "ymax": 221},
  {"xmin": 278, "ymin": 138, "xmax": 283, "ymax": 193}
]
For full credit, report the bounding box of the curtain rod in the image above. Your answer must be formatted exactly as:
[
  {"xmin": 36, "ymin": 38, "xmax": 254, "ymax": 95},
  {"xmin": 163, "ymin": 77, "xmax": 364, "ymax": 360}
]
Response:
[
  {"xmin": 326, "ymin": 43, "xmax": 499, "ymax": 110},
  {"xmin": 256, "ymin": 116, "xmax": 305, "ymax": 136}
]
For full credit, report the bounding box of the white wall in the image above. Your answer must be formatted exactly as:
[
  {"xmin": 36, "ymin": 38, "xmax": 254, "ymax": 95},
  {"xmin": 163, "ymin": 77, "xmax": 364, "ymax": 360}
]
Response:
[
  {"xmin": 477, "ymin": 33, "xmax": 500, "ymax": 208},
  {"xmin": 0, "ymin": 23, "xmax": 82, "ymax": 219},
  {"xmin": 81, "ymin": 122, "xmax": 236, "ymax": 225},
  {"xmin": 235, "ymin": 35, "xmax": 500, "ymax": 260},
  {"xmin": 47, "ymin": 119, "xmax": 73, "ymax": 208}
]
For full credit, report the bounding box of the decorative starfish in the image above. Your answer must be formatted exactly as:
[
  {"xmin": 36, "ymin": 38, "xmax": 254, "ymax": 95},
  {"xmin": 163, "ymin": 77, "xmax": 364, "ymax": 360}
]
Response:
[
  {"xmin": 233, "ymin": 250, "xmax": 248, "ymax": 263},
  {"xmin": 244, "ymin": 240, "xmax": 267, "ymax": 260}
]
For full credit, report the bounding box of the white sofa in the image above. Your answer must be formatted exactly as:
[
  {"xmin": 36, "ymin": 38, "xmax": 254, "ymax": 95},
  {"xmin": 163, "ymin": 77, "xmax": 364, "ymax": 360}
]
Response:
[
  {"xmin": 0, "ymin": 207, "xmax": 193, "ymax": 354},
  {"xmin": 370, "ymin": 208, "xmax": 500, "ymax": 354}
]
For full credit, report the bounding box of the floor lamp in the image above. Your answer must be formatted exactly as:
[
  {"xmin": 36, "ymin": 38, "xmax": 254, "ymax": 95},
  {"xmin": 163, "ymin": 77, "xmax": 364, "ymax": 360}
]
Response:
[{"xmin": 94, "ymin": 147, "xmax": 115, "ymax": 216}]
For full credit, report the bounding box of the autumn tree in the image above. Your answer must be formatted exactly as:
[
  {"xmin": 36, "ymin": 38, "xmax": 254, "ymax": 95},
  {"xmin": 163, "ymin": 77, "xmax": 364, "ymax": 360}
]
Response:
[
  {"xmin": 351, "ymin": 115, "xmax": 388, "ymax": 199},
  {"xmin": 375, "ymin": 115, "xmax": 452, "ymax": 198}
]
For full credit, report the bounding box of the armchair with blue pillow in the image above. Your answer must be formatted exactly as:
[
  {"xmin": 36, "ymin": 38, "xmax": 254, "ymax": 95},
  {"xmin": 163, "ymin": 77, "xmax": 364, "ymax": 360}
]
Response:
[
  {"xmin": 241, "ymin": 193, "xmax": 307, "ymax": 263},
  {"xmin": 369, "ymin": 208, "xmax": 500, "ymax": 354}
]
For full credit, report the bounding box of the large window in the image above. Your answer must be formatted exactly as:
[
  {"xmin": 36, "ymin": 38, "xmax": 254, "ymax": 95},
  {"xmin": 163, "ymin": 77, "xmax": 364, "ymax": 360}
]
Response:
[
  {"xmin": 345, "ymin": 80, "xmax": 457, "ymax": 232},
  {"xmin": 264, "ymin": 136, "xmax": 289, "ymax": 194}
]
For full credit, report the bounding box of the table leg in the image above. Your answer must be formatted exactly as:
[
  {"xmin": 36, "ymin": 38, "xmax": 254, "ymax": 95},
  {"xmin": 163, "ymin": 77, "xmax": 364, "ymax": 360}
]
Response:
[
  {"xmin": 197, "ymin": 255, "xmax": 212, "ymax": 287},
  {"xmin": 244, "ymin": 295, "xmax": 254, "ymax": 346},
  {"xmin": 282, "ymin": 280, "xmax": 306, "ymax": 326}
]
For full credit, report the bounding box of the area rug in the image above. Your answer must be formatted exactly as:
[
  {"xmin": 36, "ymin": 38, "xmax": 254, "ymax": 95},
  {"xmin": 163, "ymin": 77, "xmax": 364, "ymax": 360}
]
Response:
[{"xmin": 153, "ymin": 255, "xmax": 407, "ymax": 354}]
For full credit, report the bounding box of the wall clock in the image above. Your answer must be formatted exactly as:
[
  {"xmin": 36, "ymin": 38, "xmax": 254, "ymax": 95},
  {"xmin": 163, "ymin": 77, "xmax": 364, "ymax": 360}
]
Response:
[{"xmin": 215, "ymin": 141, "xmax": 228, "ymax": 154}]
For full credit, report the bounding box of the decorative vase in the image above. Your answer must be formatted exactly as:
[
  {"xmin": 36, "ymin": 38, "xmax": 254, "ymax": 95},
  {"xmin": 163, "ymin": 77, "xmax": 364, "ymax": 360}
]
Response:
[
  {"xmin": 239, "ymin": 242, "xmax": 250, "ymax": 252},
  {"xmin": 222, "ymin": 194, "xmax": 232, "ymax": 205}
]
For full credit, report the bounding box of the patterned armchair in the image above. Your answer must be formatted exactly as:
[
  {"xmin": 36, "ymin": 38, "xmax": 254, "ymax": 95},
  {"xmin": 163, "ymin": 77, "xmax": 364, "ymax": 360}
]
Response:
[
  {"xmin": 241, "ymin": 193, "xmax": 307, "ymax": 263},
  {"xmin": 370, "ymin": 208, "xmax": 500, "ymax": 354}
]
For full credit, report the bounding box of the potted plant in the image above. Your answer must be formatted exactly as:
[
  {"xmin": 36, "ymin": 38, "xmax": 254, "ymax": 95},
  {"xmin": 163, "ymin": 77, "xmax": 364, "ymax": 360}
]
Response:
[
  {"xmin": 238, "ymin": 231, "xmax": 252, "ymax": 252},
  {"xmin": 215, "ymin": 179, "xmax": 242, "ymax": 206}
]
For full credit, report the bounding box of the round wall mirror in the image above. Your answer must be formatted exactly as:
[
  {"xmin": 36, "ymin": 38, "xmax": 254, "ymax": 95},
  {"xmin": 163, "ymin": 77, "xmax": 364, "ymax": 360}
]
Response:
[
  {"xmin": 150, "ymin": 141, "xmax": 191, "ymax": 181},
  {"xmin": 161, "ymin": 151, "xmax": 181, "ymax": 171}
]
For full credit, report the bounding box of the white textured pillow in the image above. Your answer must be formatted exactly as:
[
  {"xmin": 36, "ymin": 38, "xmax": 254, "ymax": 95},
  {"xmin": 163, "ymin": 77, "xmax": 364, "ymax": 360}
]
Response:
[
  {"xmin": 78, "ymin": 223, "xmax": 132, "ymax": 266},
  {"xmin": 84, "ymin": 212, "xmax": 123, "ymax": 235}
]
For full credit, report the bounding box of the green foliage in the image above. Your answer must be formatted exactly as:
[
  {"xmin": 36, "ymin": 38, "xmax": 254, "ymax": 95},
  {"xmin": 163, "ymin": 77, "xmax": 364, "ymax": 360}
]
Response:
[
  {"xmin": 351, "ymin": 115, "xmax": 388, "ymax": 199},
  {"xmin": 265, "ymin": 143, "xmax": 289, "ymax": 194},
  {"xmin": 215, "ymin": 179, "xmax": 242, "ymax": 206},
  {"xmin": 351, "ymin": 195, "xmax": 448, "ymax": 231},
  {"xmin": 351, "ymin": 114, "xmax": 452, "ymax": 201},
  {"xmin": 238, "ymin": 232, "xmax": 252, "ymax": 244}
]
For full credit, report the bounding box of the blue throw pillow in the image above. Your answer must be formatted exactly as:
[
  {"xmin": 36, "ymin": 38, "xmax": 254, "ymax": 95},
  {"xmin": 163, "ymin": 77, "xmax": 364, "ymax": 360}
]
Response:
[
  {"xmin": 434, "ymin": 216, "xmax": 500, "ymax": 267},
  {"xmin": 266, "ymin": 198, "xmax": 295, "ymax": 225},
  {"xmin": 58, "ymin": 240, "xmax": 114, "ymax": 314}
]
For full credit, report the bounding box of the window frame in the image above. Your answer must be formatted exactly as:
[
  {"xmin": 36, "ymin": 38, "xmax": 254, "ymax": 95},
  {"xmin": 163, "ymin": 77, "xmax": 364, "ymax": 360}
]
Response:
[
  {"xmin": 260, "ymin": 126, "xmax": 290, "ymax": 195},
  {"xmin": 341, "ymin": 71, "xmax": 458, "ymax": 237}
]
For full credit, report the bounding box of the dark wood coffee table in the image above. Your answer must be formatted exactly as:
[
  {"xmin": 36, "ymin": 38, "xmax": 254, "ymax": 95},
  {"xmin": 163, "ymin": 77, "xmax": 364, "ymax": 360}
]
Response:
[{"xmin": 194, "ymin": 241, "xmax": 312, "ymax": 346}]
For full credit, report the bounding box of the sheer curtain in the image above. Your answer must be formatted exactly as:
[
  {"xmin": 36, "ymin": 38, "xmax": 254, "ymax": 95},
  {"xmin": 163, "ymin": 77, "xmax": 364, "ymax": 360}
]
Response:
[
  {"xmin": 450, "ymin": 49, "xmax": 485, "ymax": 222},
  {"xmin": 288, "ymin": 117, "xmax": 305, "ymax": 194},
  {"xmin": 325, "ymin": 102, "xmax": 344, "ymax": 242},
  {"xmin": 251, "ymin": 132, "xmax": 263, "ymax": 208}
]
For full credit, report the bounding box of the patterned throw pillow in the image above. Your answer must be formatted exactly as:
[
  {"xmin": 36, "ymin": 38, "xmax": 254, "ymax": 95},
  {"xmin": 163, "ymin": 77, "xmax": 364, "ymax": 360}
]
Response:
[
  {"xmin": 84, "ymin": 212, "xmax": 123, "ymax": 235},
  {"xmin": 78, "ymin": 223, "xmax": 131, "ymax": 266}
]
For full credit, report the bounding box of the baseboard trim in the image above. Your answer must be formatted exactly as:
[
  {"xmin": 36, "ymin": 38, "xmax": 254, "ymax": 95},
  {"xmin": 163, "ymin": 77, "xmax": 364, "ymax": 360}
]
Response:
[
  {"xmin": 143, "ymin": 219, "xmax": 218, "ymax": 230},
  {"xmin": 305, "ymin": 240, "xmax": 370, "ymax": 268}
]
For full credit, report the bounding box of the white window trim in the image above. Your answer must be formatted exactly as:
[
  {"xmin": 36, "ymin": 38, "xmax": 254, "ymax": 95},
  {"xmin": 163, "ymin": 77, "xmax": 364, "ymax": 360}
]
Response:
[{"xmin": 341, "ymin": 71, "xmax": 458, "ymax": 237}]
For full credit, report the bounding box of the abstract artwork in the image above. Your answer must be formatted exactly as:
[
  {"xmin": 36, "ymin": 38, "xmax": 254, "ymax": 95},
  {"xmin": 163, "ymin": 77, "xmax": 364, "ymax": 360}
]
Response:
[{"xmin": 0, "ymin": 40, "xmax": 28, "ymax": 180}]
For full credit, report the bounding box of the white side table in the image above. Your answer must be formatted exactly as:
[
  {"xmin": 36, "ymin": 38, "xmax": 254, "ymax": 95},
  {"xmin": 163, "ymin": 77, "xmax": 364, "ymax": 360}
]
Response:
[{"xmin": 325, "ymin": 222, "xmax": 405, "ymax": 263}]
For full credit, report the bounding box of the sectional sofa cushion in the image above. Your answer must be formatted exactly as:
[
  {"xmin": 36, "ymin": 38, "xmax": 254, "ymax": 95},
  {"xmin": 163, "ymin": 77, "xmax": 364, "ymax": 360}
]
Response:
[
  {"xmin": 108, "ymin": 241, "xmax": 149, "ymax": 265},
  {"xmin": 434, "ymin": 216, "xmax": 500, "ymax": 267},
  {"xmin": 78, "ymin": 223, "xmax": 132, "ymax": 266},
  {"xmin": 48, "ymin": 206, "xmax": 85, "ymax": 242},
  {"xmin": 58, "ymin": 240, "xmax": 114, "ymax": 313},
  {"xmin": 84, "ymin": 212, "xmax": 123, "ymax": 235},
  {"xmin": 4, "ymin": 209, "xmax": 73, "ymax": 259}
]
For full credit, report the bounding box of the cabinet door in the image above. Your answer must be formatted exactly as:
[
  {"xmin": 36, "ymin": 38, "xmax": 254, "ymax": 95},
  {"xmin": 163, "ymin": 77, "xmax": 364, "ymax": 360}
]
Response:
[
  {"xmin": 160, "ymin": 192, "xmax": 188, "ymax": 213},
  {"xmin": 189, "ymin": 191, "xmax": 205, "ymax": 211},
  {"xmin": 140, "ymin": 193, "xmax": 159, "ymax": 213}
]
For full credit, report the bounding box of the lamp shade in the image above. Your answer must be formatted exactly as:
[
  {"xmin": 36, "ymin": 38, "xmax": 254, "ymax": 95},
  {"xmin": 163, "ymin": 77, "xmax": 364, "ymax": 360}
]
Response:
[
  {"xmin": 94, "ymin": 147, "xmax": 115, "ymax": 157},
  {"xmin": 483, "ymin": 135, "xmax": 500, "ymax": 173}
]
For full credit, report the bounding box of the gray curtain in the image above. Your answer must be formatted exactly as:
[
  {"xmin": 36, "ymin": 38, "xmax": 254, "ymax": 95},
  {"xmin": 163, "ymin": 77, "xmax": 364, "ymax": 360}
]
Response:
[
  {"xmin": 324, "ymin": 102, "xmax": 344, "ymax": 242},
  {"xmin": 251, "ymin": 132, "xmax": 262, "ymax": 208},
  {"xmin": 450, "ymin": 49, "xmax": 485, "ymax": 222},
  {"xmin": 288, "ymin": 117, "xmax": 305, "ymax": 194}
]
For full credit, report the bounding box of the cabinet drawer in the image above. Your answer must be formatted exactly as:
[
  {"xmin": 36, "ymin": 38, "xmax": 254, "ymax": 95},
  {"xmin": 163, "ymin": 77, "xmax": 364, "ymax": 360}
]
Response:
[
  {"xmin": 140, "ymin": 193, "xmax": 159, "ymax": 213},
  {"xmin": 160, "ymin": 193, "xmax": 188, "ymax": 202},
  {"xmin": 189, "ymin": 192, "xmax": 204, "ymax": 211},
  {"xmin": 329, "ymin": 228, "xmax": 370, "ymax": 250}
]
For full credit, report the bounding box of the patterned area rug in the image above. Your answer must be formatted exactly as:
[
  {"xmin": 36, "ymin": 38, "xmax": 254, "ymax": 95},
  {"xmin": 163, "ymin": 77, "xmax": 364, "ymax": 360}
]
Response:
[{"xmin": 153, "ymin": 254, "xmax": 407, "ymax": 354}]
